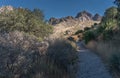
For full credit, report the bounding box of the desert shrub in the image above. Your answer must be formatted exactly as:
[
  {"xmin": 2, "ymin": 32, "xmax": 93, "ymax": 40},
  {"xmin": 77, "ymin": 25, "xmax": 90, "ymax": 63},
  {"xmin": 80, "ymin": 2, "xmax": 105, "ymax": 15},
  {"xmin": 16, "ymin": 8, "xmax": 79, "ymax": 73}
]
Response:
[
  {"xmin": 103, "ymin": 29, "xmax": 113, "ymax": 40},
  {"xmin": 84, "ymin": 27, "xmax": 91, "ymax": 31},
  {"xmin": 45, "ymin": 39, "xmax": 78, "ymax": 78},
  {"xmin": 0, "ymin": 8, "xmax": 53, "ymax": 40},
  {"xmin": 83, "ymin": 30, "xmax": 96, "ymax": 44},
  {"xmin": 75, "ymin": 30, "xmax": 83, "ymax": 35},
  {"xmin": 0, "ymin": 31, "xmax": 49, "ymax": 78},
  {"xmin": 109, "ymin": 52, "xmax": 120, "ymax": 72},
  {"xmin": 92, "ymin": 6, "xmax": 118, "ymax": 41},
  {"xmin": 95, "ymin": 39, "xmax": 120, "ymax": 78},
  {"xmin": 96, "ymin": 26, "xmax": 105, "ymax": 34},
  {"xmin": 0, "ymin": 33, "xmax": 77, "ymax": 78}
]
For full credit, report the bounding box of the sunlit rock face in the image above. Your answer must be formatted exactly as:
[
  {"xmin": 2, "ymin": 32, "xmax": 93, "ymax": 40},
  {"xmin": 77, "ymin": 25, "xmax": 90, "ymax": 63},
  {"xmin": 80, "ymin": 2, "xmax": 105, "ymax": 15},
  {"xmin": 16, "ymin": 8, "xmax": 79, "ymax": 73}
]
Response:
[
  {"xmin": 75, "ymin": 11, "xmax": 93, "ymax": 22},
  {"xmin": 48, "ymin": 11, "xmax": 102, "ymax": 38},
  {"xmin": 49, "ymin": 11, "xmax": 102, "ymax": 26}
]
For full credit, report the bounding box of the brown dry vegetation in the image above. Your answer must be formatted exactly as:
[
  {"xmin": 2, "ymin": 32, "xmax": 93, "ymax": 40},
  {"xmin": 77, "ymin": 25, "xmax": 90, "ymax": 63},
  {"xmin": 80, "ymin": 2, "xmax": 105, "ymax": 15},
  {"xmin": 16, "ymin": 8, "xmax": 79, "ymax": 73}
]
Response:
[
  {"xmin": 86, "ymin": 33, "xmax": 120, "ymax": 78},
  {"xmin": 0, "ymin": 31, "xmax": 78, "ymax": 78}
]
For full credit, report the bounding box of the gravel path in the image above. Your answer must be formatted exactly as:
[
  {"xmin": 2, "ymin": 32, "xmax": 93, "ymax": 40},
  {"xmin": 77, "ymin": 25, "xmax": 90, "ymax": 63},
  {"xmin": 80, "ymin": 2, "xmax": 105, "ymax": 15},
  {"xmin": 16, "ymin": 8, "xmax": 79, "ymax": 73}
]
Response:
[{"xmin": 76, "ymin": 42, "xmax": 112, "ymax": 78}]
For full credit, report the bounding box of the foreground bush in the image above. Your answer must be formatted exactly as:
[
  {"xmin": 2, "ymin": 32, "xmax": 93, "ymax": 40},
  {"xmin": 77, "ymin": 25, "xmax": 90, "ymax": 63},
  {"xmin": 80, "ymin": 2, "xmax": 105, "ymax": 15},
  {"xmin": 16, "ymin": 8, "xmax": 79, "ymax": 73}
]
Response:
[
  {"xmin": 46, "ymin": 39, "xmax": 78, "ymax": 78},
  {"xmin": 109, "ymin": 52, "xmax": 120, "ymax": 72},
  {"xmin": 0, "ymin": 32, "xmax": 77, "ymax": 78},
  {"xmin": 0, "ymin": 31, "xmax": 49, "ymax": 78}
]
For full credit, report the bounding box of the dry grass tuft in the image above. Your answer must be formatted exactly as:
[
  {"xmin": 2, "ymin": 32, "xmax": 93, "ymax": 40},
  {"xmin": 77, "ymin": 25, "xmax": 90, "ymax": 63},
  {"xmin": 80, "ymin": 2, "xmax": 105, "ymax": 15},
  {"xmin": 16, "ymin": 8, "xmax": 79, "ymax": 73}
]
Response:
[
  {"xmin": 0, "ymin": 33, "xmax": 78, "ymax": 78},
  {"xmin": 87, "ymin": 40, "xmax": 120, "ymax": 78},
  {"xmin": 46, "ymin": 39, "xmax": 78, "ymax": 78}
]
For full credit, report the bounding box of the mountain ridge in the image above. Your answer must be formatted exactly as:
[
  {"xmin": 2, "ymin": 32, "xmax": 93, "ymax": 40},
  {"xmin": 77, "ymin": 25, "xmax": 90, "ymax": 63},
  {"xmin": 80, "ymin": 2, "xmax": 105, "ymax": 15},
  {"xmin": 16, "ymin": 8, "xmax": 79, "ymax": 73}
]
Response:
[
  {"xmin": 48, "ymin": 11, "xmax": 102, "ymax": 39},
  {"xmin": 49, "ymin": 11, "xmax": 102, "ymax": 25}
]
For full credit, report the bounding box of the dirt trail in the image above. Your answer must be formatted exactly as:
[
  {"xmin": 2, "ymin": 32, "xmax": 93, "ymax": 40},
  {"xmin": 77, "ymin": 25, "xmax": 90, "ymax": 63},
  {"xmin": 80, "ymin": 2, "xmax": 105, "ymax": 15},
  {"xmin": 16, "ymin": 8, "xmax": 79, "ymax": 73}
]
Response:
[{"xmin": 76, "ymin": 41, "xmax": 112, "ymax": 78}]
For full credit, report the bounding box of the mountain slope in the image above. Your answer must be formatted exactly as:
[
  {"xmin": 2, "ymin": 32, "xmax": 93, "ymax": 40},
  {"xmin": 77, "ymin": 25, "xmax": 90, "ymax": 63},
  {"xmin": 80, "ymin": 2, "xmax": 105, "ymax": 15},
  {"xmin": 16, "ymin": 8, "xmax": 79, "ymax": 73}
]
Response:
[{"xmin": 49, "ymin": 11, "xmax": 102, "ymax": 38}]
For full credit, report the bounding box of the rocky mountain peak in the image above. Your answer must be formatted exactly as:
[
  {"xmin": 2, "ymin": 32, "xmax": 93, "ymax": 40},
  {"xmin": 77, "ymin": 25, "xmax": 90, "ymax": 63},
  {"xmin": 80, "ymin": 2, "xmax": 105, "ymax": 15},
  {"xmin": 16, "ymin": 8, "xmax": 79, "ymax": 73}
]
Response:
[
  {"xmin": 93, "ymin": 13, "xmax": 102, "ymax": 21},
  {"xmin": 49, "ymin": 11, "xmax": 102, "ymax": 26},
  {"xmin": 49, "ymin": 17, "xmax": 60, "ymax": 25},
  {"xmin": 75, "ymin": 11, "xmax": 93, "ymax": 19},
  {"xmin": 49, "ymin": 16, "xmax": 75, "ymax": 25},
  {"xmin": 65, "ymin": 16, "xmax": 74, "ymax": 20}
]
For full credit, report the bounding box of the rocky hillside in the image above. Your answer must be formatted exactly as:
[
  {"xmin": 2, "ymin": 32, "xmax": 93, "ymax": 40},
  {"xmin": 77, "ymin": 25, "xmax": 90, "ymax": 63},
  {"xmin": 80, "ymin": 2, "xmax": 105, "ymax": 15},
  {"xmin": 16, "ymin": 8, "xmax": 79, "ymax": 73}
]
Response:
[{"xmin": 49, "ymin": 11, "xmax": 102, "ymax": 38}]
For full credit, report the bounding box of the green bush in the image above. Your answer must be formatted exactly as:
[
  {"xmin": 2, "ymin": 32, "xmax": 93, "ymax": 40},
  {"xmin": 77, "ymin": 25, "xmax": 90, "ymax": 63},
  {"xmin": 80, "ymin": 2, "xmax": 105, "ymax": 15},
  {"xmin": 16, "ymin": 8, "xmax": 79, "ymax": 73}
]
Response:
[
  {"xmin": 109, "ymin": 52, "xmax": 120, "ymax": 72},
  {"xmin": 75, "ymin": 30, "xmax": 83, "ymax": 35},
  {"xmin": 84, "ymin": 27, "xmax": 91, "ymax": 31},
  {"xmin": 84, "ymin": 30, "xmax": 96, "ymax": 44},
  {"xmin": 96, "ymin": 26, "xmax": 105, "ymax": 34},
  {"xmin": 103, "ymin": 29, "xmax": 113, "ymax": 40},
  {"xmin": 0, "ymin": 8, "xmax": 53, "ymax": 40}
]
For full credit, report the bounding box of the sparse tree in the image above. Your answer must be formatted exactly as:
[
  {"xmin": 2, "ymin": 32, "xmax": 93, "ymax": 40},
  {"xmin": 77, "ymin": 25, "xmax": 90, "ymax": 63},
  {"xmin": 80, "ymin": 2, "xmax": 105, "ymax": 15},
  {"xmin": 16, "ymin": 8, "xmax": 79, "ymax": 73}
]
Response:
[
  {"xmin": 104, "ymin": 6, "xmax": 118, "ymax": 19},
  {"xmin": 33, "ymin": 9, "xmax": 44, "ymax": 21}
]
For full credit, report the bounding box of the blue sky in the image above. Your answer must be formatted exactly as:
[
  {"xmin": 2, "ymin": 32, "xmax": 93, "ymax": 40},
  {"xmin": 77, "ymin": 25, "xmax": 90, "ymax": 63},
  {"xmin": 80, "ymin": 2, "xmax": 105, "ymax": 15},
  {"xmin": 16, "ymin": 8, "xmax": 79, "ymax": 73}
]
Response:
[{"xmin": 0, "ymin": 0, "xmax": 115, "ymax": 19}]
